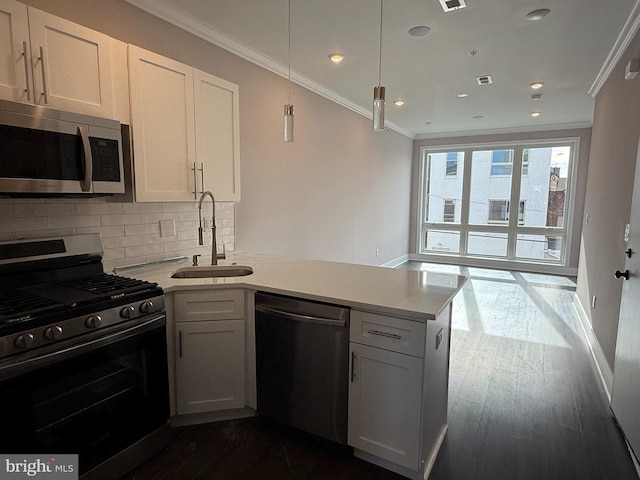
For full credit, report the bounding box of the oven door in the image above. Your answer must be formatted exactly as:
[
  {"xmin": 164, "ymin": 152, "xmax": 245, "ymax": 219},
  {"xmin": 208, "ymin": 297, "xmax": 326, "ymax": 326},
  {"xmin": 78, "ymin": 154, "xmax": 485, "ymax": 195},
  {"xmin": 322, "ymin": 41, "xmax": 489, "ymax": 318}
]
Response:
[{"xmin": 0, "ymin": 313, "xmax": 169, "ymax": 477}]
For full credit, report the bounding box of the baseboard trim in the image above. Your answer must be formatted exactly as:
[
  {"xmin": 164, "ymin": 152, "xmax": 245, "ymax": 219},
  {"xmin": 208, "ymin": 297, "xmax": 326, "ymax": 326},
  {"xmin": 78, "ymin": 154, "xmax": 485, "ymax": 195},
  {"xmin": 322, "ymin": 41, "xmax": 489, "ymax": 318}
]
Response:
[
  {"xmin": 382, "ymin": 254, "xmax": 409, "ymax": 268},
  {"xmin": 423, "ymin": 424, "xmax": 448, "ymax": 480},
  {"xmin": 572, "ymin": 295, "xmax": 613, "ymax": 400}
]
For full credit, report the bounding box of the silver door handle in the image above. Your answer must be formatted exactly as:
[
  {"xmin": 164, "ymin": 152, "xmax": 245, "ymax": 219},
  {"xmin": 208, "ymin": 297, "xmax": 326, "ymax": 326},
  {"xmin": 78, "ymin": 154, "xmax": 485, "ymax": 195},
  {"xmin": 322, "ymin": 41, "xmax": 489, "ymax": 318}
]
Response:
[
  {"xmin": 38, "ymin": 46, "xmax": 48, "ymax": 104},
  {"xmin": 22, "ymin": 41, "xmax": 31, "ymax": 101},
  {"xmin": 367, "ymin": 329, "xmax": 402, "ymax": 340},
  {"xmin": 255, "ymin": 304, "xmax": 346, "ymax": 327},
  {"xmin": 78, "ymin": 126, "xmax": 92, "ymax": 192}
]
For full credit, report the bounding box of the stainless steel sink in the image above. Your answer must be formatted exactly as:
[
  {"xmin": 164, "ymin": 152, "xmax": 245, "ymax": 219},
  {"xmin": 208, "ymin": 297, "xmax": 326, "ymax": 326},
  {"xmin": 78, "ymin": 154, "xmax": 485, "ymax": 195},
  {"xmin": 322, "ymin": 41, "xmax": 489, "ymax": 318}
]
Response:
[{"xmin": 170, "ymin": 265, "xmax": 253, "ymax": 278}]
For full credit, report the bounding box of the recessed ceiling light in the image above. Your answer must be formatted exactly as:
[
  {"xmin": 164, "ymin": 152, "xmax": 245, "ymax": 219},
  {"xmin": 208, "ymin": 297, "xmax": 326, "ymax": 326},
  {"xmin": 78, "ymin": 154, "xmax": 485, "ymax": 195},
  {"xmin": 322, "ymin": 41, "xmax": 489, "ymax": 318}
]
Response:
[
  {"xmin": 531, "ymin": 111, "xmax": 541, "ymax": 117},
  {"xmin": 457, "ymin": 93, "xmax": 469, "ymax": 98},
  {"xmin": 329, "ymin": 53, "xmax": 344, "ymax": 63},
  {"xmin": 530, "ymin": 82, "xmax": 544, "ymax": 89},
  {"xmin": 394, "ymin": 99, "xmax": 405, "ymax": 106},
  {"xmin": 408, "ymin": 25, "xmax": 431, "ymax": 37},
  {"xmin": 526, "ymin": 8, "xmax": 551, "ymax": 21}
]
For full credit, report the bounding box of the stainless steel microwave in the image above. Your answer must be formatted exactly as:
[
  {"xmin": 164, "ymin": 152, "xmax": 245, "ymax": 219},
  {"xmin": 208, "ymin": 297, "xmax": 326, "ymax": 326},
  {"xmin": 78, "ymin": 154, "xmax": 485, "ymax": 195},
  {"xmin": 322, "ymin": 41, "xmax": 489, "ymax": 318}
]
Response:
[{"xmin": 0, "ymin": 99, "xmax": 124, "ymax": 196}]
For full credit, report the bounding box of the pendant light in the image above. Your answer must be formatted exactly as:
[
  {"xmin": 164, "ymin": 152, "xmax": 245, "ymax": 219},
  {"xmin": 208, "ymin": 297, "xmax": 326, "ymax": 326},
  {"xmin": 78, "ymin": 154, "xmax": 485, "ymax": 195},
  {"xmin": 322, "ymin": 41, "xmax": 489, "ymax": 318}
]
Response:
[
  {"xmin": 373, "ymin": 0, "xmax": 385, "ymax": 131},
  {"xmin": 283, "ymin": 0, "xmax": 294, "ymax": 142}
]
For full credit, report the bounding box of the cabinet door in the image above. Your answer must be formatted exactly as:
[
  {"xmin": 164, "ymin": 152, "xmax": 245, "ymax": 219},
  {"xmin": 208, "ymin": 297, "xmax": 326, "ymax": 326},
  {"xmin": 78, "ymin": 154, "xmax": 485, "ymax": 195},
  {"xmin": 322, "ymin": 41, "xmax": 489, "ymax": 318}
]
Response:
[
  {"xmin": 129, "ymin": 45, "xmax": 196, "ymax": 202},
  {"xmin": 0, "ymin": 0, "xmax": 31, "ymax": 103},
  {"xmin": 348, "ymin": 342, "xmax": 423, "ymax": 470},
  {"xmin": 194, "ymin": 70, "xmax": 241, "ymax": 201},
  {"xmin": 27, "ymin": 7, "xmax": 114, "ymax": 117},
  {"xmin": 176, "ymin": 320, "xmax": 245, "ymax": 414}
]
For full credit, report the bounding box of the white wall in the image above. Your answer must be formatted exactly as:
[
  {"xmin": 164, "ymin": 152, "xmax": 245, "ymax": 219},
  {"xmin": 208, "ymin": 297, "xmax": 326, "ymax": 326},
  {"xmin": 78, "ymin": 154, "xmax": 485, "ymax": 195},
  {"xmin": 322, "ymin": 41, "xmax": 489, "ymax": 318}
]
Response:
[
  {"xmin": 576, "ymin": 27, "xmax": 640, "ymax": 369},
  {"xmin": 1, "ymin": 0, "xmax": 414, "ymax": 267}
]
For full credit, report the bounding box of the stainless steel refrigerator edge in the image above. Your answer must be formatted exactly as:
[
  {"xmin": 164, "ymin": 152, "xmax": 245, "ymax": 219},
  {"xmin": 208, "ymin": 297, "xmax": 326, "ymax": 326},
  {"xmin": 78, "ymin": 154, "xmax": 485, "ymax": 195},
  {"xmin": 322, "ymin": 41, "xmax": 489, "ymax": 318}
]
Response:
[{"xmin": 255, "ymin": 292, "xmax": 350, "ymax": 444}]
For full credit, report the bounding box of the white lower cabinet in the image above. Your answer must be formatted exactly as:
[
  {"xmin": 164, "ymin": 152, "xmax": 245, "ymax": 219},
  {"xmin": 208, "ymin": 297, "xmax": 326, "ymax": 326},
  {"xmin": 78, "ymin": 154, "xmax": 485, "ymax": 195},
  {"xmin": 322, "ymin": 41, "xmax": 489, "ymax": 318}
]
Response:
[
  {"xmin": 348, "ymin": 307, "xmax": 452, "ymax": 479},
  {"xmin": 174, "ymin": 290, "xmax": 245, "ymax": 415},
  {"xmin": 348, "ymin": 342, "xmax": 423, "ymax": 469}
]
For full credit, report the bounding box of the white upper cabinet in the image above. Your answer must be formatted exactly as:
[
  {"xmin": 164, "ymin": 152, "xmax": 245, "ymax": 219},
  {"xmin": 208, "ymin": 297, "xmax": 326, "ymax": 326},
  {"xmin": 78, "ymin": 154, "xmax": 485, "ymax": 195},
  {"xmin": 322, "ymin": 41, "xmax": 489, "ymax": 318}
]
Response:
[
  {"xmin": 0, "ymin": 0, "xmax": 116, "ymax": 118},
  {"xmin": 128, "ymin": 45, "xmax": 197, "ymax": 202},
  {"xmin": 0, "ymin": 0, "xmax": 30, "ymax": 103},
  {"xmin": 128, "ymin": 45, "xmax": 241, "ymax": 202},
  {"xmin": 194, "ymin": 70, "xmax": 241, "ymax": 202}
]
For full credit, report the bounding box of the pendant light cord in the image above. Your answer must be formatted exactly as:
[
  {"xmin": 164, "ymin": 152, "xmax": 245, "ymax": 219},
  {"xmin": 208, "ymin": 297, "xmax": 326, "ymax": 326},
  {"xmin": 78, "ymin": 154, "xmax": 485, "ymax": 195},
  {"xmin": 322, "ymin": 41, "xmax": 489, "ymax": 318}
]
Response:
[
  {"xmin": 378, "ymin": 0, "xmax": 383, "ymax": 87},
  {"xmin": 288, "ymin": 0, "xmax": 292, "ymax": 104}
]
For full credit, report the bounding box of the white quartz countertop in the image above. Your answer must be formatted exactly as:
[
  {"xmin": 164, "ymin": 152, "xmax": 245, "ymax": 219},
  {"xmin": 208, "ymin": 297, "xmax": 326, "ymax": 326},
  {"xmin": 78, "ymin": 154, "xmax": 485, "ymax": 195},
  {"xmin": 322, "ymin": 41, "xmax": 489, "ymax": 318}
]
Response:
[{"xmin": 118, "ymin": 253, "xmax": 466, "ymax": 321}]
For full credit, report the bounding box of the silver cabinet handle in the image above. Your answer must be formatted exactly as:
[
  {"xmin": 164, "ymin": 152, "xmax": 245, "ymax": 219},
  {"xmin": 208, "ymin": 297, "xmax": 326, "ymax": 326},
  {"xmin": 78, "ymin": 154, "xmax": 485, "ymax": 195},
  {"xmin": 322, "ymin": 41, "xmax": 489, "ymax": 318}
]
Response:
[
  {"xmin": 200, "ymin": 162, "xmax": 204, "ymax": 194},
  {"xmin": 38, "ymin": 46, "xmax": 48, "ymax": 104},
  {"xmin": 192, "ymin": 162, "xmax": 199, "ymax": 199},
  {"xmin": 22, "ymin": 41, "xmax": 31, "ymax": 101},
  {"xmin": 367, "ymin": 329, "xmax": 402, "ymax": 340},
  {"xmin": 78, "ymin": 126, "xmax": 92, "ymax": 192},
  {"xmin": 350, "ymin": 351, "xmax": 356, "ymax": 382},
  {"xmin": 178, "ymin": 330, "xmax": 183, "ymax": 358}
]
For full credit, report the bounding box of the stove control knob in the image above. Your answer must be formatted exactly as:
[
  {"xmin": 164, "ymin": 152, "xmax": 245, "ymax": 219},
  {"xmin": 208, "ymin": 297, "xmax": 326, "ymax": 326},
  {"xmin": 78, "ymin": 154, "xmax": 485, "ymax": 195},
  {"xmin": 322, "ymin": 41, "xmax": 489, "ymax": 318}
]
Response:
[
  {"xmin": 85, "ymin": 315, "xmax": 102, "ymax": 329},
  {"xmin": 120, "ymin": 306, "xmax": 136, "ymax": 319},
  {"xmin": 14, "ymin": 333, "xmax": 35, "ymax": 349},
  {"xmin": 44, "ymin": 325, "xmax": 63, "ymax": 341},
  {"xmin": 139, "ymin": 301, "xmax": 154, "ymax": 314}
]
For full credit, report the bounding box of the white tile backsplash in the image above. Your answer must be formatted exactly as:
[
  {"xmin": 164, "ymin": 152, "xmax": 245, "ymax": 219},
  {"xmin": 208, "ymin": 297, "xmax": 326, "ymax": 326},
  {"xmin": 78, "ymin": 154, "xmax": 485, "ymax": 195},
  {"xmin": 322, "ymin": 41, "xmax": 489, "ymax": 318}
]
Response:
[{"xmin": 0, "ymin": 197, "xmax": 235, "ymax": 272}]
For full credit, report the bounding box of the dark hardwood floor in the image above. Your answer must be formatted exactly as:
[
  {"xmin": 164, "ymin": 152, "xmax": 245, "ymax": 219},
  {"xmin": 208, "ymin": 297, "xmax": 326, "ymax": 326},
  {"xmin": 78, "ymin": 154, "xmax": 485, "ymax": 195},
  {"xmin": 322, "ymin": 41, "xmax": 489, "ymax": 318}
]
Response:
[{"xmin": 123, "ymin": 262, "xmax": 638, "ymax": 480}]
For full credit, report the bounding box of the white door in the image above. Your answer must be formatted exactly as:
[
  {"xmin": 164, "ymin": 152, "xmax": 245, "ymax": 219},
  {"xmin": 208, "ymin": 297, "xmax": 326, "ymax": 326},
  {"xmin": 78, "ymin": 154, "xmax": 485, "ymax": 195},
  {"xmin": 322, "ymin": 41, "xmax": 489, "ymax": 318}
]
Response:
[{"xmin": 611, "ymin": 135, "xmax": 640, "ymax": 458}]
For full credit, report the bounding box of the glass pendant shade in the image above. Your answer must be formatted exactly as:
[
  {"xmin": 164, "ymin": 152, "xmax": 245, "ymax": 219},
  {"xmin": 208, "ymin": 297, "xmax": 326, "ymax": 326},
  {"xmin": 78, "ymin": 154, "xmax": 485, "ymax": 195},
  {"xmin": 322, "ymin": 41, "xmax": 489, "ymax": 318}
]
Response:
[
  {"xmin": 373, "ymin": 86, "xmax": 385, "ymax": 131},
  {"xmin": 284, "ymin": 104, "xmax": 294, "ymax": 142}
]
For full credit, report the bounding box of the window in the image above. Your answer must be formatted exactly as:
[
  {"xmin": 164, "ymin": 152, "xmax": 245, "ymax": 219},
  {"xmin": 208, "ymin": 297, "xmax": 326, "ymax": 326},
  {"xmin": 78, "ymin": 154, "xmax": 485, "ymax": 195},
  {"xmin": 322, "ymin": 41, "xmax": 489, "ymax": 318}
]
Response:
[
  {"xmin": 419, "ymin": 139, "xmax": 577, "ymax": 268},
  {"xmin": 491, "ymin": 150, "xmax": 514, "ymax": 175},
  {"xmin": 522, "ymin": 149, "xmax": 529, "ymax": 175},
  {"xmin": 446, "ymin": 152, "xmax": 458, "ymax": 176},
  {"xmin": 488, "ymin": 200, "xmax": 524, "ymax": 225},
  {"xmin": 443, "ymin": 199, "xmax": 455, "ymax": 222}
]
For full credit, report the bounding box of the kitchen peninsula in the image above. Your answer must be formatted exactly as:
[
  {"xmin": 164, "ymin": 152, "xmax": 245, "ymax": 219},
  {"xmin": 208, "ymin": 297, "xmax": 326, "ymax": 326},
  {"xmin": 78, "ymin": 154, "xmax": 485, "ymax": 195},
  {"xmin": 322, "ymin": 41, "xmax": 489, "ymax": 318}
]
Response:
[{"xmin": 126, "ymin": 253, "xmax": 466, "ymax": 480}]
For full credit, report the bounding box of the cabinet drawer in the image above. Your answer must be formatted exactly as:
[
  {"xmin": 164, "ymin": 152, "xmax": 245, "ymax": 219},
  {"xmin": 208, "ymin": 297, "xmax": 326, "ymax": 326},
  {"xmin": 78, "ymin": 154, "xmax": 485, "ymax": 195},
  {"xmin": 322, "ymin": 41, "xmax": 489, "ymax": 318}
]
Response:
[
  {"xmin": 174, "ymin": 290, "xmax": 244, "ymax": 321},
  {"xmin": 350, "ymin": 310, "xmax": 425, "ymax": 357}
]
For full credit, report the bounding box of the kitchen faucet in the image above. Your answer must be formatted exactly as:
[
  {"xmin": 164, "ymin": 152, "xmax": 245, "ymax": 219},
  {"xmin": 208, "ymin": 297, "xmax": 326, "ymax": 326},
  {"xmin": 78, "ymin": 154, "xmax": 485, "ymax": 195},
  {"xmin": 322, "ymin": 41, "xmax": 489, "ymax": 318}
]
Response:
[{"xmin": 197, "ymin": 191, "xmax": 225, "ymax": 265}]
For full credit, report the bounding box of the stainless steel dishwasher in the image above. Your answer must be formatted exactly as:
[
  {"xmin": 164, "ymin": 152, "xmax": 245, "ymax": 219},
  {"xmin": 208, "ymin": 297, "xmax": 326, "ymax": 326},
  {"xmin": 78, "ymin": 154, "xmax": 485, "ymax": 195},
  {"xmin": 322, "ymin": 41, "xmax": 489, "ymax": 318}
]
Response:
[{"xmin": 255, "ymin": 292, "xmax": 350, "ymax": 444}]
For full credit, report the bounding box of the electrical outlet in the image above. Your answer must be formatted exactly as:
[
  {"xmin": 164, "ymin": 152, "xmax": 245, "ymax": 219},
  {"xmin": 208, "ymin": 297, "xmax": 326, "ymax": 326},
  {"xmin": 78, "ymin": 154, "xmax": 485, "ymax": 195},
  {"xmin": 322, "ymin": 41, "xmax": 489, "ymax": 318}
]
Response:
[
  {"xmin": 592, "ymin": 295, "xmax": 597, "ymax": 309},
  {"xmin": 160, "ymin": 219, "xmax": 176, "ymax": 237},
  {"xmin": 376, "ymin": 248, "xmax": 380, "ymax": 257},
  {"xmin": 585, "ymin": 213, "xmax": 589, "ymax": 225}
]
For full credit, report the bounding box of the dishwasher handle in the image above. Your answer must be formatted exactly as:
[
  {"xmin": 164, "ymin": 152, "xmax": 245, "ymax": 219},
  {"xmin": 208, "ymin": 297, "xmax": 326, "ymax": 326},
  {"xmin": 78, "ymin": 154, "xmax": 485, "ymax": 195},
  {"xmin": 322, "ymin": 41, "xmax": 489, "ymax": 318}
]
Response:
[{"xmin": 256, "ymin": 304, "xmax": 347, "ymax": 327}]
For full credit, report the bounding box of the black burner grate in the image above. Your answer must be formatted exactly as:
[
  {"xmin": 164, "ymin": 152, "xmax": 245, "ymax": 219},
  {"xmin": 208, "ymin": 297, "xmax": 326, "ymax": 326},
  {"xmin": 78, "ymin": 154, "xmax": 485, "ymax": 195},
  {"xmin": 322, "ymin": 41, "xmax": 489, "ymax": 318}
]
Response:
[
  {"xmin": 0, "ymin": 289, "xmax": 64, "ymax": 322},
  {"xmin": 62, "ymin": 273, "xmax": 159, "ymax": 298}
]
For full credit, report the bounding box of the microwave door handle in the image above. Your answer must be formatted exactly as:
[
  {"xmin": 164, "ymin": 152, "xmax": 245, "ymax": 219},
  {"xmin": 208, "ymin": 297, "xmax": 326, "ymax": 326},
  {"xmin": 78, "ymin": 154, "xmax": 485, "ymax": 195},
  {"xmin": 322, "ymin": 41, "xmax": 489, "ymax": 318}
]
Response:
[{"xmin": 78, "ymin": 126, "xmax": 92, "ymax": 192}]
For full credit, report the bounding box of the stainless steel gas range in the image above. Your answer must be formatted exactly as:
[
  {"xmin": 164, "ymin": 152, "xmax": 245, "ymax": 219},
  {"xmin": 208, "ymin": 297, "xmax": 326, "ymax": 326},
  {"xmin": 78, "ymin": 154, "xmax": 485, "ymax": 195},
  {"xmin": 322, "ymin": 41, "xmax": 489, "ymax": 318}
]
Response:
[{"xmin": 0, "ymin": 234, "xmax": 170, "ymax": 480}]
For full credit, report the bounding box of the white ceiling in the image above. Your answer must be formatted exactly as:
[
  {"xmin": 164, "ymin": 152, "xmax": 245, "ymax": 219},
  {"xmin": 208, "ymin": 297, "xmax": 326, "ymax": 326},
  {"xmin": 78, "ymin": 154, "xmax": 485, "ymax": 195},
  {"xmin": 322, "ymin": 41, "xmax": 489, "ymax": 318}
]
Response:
[{"xmin": 127, "ymin": 0, "xmax": 638, "ymax": 139}]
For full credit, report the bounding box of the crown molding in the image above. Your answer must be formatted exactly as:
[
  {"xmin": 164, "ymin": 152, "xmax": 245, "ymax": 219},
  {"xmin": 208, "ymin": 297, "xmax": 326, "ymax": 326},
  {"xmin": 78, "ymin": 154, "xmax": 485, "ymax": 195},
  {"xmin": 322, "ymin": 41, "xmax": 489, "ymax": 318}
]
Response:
[
  {"xmin": 124, "ymin": 0, "xmax": 414, "ymax": 139},
  {"xmin": 589, "ymin": 0, "xmax": 640, "ymax": 97},
  {"xmin": 413, "ymin": 121, "xmax": 593, "ymax": 141}
]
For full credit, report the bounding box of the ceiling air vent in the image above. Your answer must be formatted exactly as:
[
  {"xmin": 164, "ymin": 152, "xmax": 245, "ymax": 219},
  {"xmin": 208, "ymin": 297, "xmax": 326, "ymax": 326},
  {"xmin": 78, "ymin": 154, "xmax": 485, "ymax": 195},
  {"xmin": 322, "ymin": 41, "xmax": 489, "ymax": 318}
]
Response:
[
  {"xmin": 439, "ymin": 0, "xmax": 467, "ymax": 12},
  {"xmin": 476, "ymin": 75, "xmax": 493, "ymax": 85}
]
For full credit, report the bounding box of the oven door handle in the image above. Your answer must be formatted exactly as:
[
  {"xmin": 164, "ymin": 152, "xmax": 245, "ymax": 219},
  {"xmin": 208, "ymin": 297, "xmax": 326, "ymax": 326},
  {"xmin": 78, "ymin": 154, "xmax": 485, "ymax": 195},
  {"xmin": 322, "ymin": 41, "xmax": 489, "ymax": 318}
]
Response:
[{"xmin": 0, "ymin": 314, "xmax": 165, "ymax": 380}]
